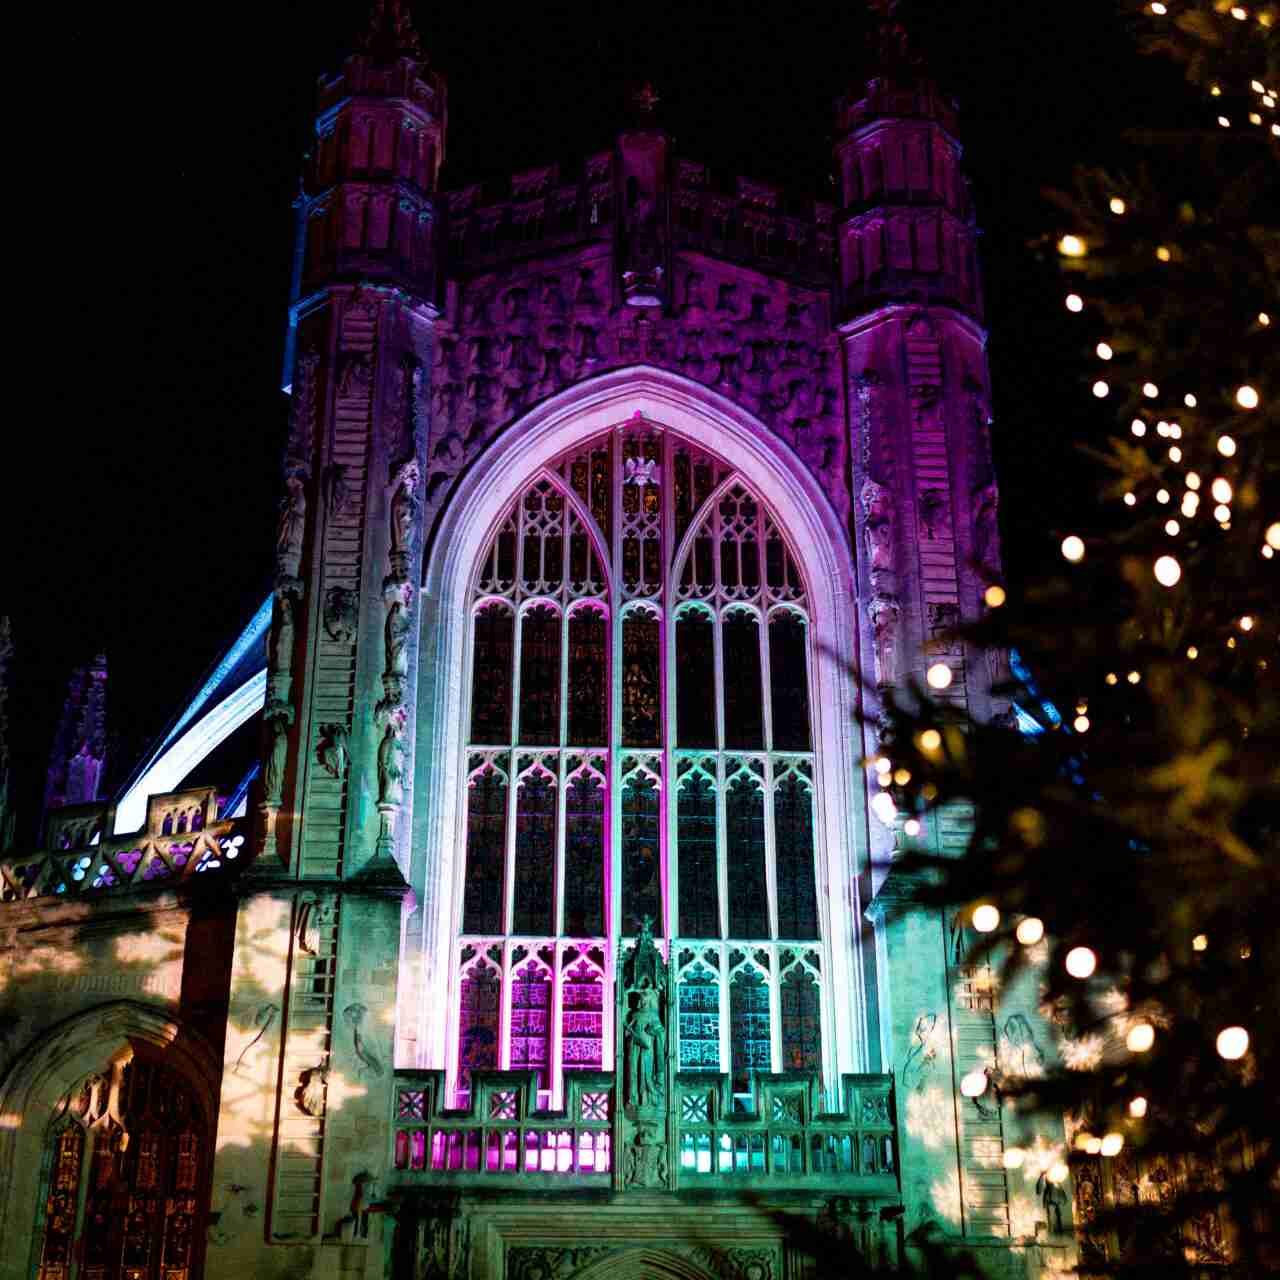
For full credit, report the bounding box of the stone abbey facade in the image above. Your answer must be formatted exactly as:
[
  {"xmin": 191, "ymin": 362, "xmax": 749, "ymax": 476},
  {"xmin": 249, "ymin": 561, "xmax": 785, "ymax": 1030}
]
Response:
[{"xmin": 0, "ymin": 5, "xmax": 1081, "ymax": 1279}]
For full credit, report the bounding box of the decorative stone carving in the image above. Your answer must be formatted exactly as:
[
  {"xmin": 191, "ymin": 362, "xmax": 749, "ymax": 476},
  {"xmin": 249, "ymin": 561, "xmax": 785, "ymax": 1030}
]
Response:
[
  {"xmin": 507, "ymin": 1247, "xmax": 613, "ymax": 1280},
  {"xmin": 321, "ymin": 461, "xmax": 349, "ymax": 516},
  {"xmin": 384, "ymin": 587, "xmax": 412, "ymax": 681},
  {"xmin": 342, "ymin": 1002, "xmax": 384, "ymax": 1077},
  {"xmin": 860, "ymin": 477, "xmax": 896, "ymax": 593},
  {"xmin": 294, "ymin": 1065, "xmax": 328, "ymax": 1116},
  {"xmin": 323, "ymin": 585, "xmax": 357, "ymax": 644},
  {"xmin": 973, "ymin": 481, "xmax": 1000, "ymax": 580},
  {"xmin": 389, "ymin": 459, "xmax": 420, "ymax": 563},
  {"xmin": 316, "ymin": 723, "xmax": 349, "ymax": 779},
  {"xmin": 268, "ymin": 587, "xmax": 297, "ymax": 676},
  {"xmin": 231, "ymin": 1003, "xmax": 278, "ymax": 1075},
  {"xmin": 624, "ymin": 1123, "xmax": 667, "ymax": 1188},
  {"xmin": 284, "ymin": 347, "xmax": 319, "ymax": 473},
  {"xmin": 901, "ymin": 1012, "xmax": 939, "ymax": 1092},
  {"xmin": 1000, "ymin": 1012, "xmax": 1046, "ymax": 1079},
  {"xmin": 419, "ymin": 1195, "xmax": 471, "ymax": 1280}
]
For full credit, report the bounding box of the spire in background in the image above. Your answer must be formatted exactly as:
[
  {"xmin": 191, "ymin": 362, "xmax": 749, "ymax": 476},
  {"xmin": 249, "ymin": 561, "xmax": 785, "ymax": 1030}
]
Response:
[
  {"xmin": 358, "ymin": 0, "xmax": 425, "ymax": 63},
  {"xmin": 43, "ymin": 654, "xmax": 109, "ymax": 814}
]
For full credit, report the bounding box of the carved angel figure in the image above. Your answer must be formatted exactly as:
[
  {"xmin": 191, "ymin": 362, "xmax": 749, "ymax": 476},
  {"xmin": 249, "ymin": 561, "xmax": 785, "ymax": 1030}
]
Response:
[
  {"xmin": 377, "ymin": 720, "xmax": 405, "ymax": 808},
  {"xmin": 276, "ymin": 474, "xmax": 307, "ymax": 576}
]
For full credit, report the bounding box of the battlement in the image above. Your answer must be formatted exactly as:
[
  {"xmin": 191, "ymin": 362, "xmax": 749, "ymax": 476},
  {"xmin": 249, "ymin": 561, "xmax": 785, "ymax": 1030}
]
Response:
[{"xmin": 441, "ymin": 151, "xmax": 834, "ymax": 287}]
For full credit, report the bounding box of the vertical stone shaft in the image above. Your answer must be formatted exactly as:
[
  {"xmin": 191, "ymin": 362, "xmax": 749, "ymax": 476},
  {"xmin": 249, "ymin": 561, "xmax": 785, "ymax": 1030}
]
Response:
[
  {"xmin": 838, "ymin": 64, "xmax": 1011, "ymax": 1240},
  {"xmin": 210, "ymin": 14, "xmax": 444, "ymax": 1265}
]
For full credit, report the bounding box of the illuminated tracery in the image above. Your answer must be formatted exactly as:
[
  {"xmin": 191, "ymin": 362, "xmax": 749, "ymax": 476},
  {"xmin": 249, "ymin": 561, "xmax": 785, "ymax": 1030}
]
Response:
[{"xmin": 456, "ymin": 420, "xmax": 825, "ymax": 1101}]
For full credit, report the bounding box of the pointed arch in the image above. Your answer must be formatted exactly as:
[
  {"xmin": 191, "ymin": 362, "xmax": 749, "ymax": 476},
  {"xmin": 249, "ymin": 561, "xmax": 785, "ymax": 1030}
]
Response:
[
  {"xmin": 411, "ymin": 366, "xmax": 868, "ymax": 1094},
  {"xmin": 568, "ymin": 1246, "xmax": 721, "ymax": 1280}
]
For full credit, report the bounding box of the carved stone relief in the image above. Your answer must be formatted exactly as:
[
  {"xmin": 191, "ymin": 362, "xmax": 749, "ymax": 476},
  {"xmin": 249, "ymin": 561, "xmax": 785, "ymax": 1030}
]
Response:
[{"xmin": 426, "ymin": 261, "xmax": 849, "ymax": 539}]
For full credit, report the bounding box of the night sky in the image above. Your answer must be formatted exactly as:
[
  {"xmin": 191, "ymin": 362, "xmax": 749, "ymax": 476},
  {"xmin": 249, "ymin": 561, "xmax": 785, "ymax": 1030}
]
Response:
[{"xmin": 1, "ymin": 1, "xmax": 1195, "ymax": 843}]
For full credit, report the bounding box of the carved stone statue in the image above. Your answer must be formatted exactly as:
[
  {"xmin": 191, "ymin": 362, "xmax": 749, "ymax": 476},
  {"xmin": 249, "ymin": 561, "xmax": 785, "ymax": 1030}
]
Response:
[
  {"xmin": 295, "ymin": 1065, "xmax": 327, "ymax": 1116},
  {"xmin": 389, "ymin": 460, "xmax": 420, "ymax": 558},
  {"xmin": 377, "ymin": 717, "xmax": 405, "ymax": 808},
  {"xmin": 624, "ymin": 988, "xmax": 666, "ymax": 1110},
  {"xmin": 860, "ymin": 478, "xmax": 896, "ymax": 595},
  {"xmin": 624, "ymin": 1123, "xmax": 667, "ymax": 1189},
  {"xmin": 869, "ymin": 594, "xmax": 901, "ymax": 688},
  {"xmin": 323, "ymin": 586, "xmax": 357, "ymax": 645},
  {"xmin": 263, "ymin": 699, "xmax": 295, "ymax": 804},
  {"xmin": 268, "ymin": 587, "xmax": 297, "ymax": 675},
  {"xmin": 384, "ymin": 594, "xmax": 411, "ymax": 680},
  {"xmin": 276, "ymin": 473, "xmax": 307, "ymax": 578},
  {"xmin": 973, "ymin": 482, "xmax": 1001, "ymax": 578},
  {"xmin": 316, "ymin": 723, "xmax": 349, "ymax": 780},
  {"xmin": 902, "ymin": 1012, "xmax": 939, "ymax": 1092}
]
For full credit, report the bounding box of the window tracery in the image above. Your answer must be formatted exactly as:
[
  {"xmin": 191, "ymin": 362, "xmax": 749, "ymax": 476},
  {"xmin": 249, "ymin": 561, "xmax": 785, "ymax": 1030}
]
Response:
[
  {"xmin": 456, "ymin": 420, "xmax": 829, "ymax": 1102},
  {"xmin": 34, "ymin": 1056, "xmax": 208, "ymax": 1280}
]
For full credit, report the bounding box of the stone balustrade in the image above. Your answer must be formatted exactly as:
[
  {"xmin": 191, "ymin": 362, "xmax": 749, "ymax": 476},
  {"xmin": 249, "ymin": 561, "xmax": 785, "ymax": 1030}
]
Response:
[{"xmin": 0, "ymin": 786, "xmax": 248, "ymax": 902}]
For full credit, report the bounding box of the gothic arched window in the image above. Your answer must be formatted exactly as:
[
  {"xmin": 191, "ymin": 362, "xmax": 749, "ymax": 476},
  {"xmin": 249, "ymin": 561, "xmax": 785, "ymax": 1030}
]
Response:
[
  {"xmin": 33, "ymin": 1055, "xmax": 209, "ymax": 1280},
  {"xmin": 455, "ymin": 420, "xmax": 826, "ymax": 1102}
]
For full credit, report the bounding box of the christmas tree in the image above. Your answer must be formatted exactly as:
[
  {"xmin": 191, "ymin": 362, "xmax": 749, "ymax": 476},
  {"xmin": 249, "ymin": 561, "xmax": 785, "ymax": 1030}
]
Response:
[{"xmin": 874, "ymin": 2, "xmax": 1277, "ymax": 1272}]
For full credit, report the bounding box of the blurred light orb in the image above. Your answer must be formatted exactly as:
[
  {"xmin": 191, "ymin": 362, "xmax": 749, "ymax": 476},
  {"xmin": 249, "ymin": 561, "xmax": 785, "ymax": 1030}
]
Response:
[
  {"xmin": 1073, "ymin": 715, "xmax": 1090, "ymax": 732},
  {"xmin": 1211, "ymin": 477, "xmax": 1233, "ymax": 503},
  {"xmin": 1129, "ymin": 1096, "xmax": 1148, "ymax": 1118},
  {"xmin": 1016, "ymin": 917, "xmax": 1045, "ymax": 946},
  {"xmin": 1109, "ymin": 196, "xmax": 1127, "ymax": 213},
  {"xmin": 1047, "ymin": 1162, "xmax": 1069, "ymax": 1185},
  {"xmin": 870, "ymin": 791, "xmax": 898, "ymax": 827},
  {"xmin": 1235, "ymin": 384, "xmax": 1259, "ymax": 409},
  {"xmin": 1126, "ymin": 1022, "xmax": 1155, "ymax": 1053},
  {"xmin": 1156, "ymin": 245, "xmax": 1172, "ymax": 262},
  {"xmin": 1085, "ymin": 1137, "xmax": 1103, "ymax": 1155},
  {"xmin": 1266, "ymin": 523, "xmax": 1280, "ymax": 550},
  {"xmin": 1185, "ymin": 472, "xmax": 1201, "ymax": 490},
  {"xmin": 1154, "ymin": 556, "xmax": 1181, "ymax": 586},
  {"xmin": 985, "ymin": 584, "xmax": 1007, "ymax": 608},
  {"xmin": 1096, "ymin": 342, "xmax": 1113, "ymax": 360},
  {"xmin": 1130, "ymin": 419, "xmax": 1146, "ymax": 437},
  {"xmin": 1184, "ymin": 393, "xmax": 1197, "ymax": 408},
  {"xmin": 1002, "ymin": 1148, "xmax": 1024, "ymax": 1170},
  {"xmin": 960, "ymin": 1069, "xmax": 989, "ymax": 1098},
  {"xmin": 1065, "ymin": 293, "xmax": 1084, "ymax": 312},
  {"xmin": 1058, "ymin": 235, "xmax": 1087, "ymax": 257},
  {"xmin": 1214, "ymin": 504, "xmax": 1231, "ymax": 523},
  {"xmin": 1156, "ymin": 489, "xmax": 1170, "ymax": 504},
  {"xmin": 1061, "ymin": 535, "xmax": 1085, "ymax": 562},
  {"xmin": 1168, "ymin": 446, "xmax": 1182, "ymax": 463},
  {"xmin": 972, "ymin": 904, "xmax": 1001, "ymax": 933},
  {"xmin": 1124, "ymin": 492, "xmax": 1136, "ymax": 507},
  {"xmin": 926, "ymin": 662, "xmax": 953, "ymax": 690},
  {"xmin": 1164, "ymin": 519, "xmax": 1180, "ymax": 536},
  {"xmin": 1239, "ymin": 616, "xmax": 1254, "ymax": 632},
  {"xmin": 1217, "ymin": 435, "xmax": 1237, "ymax": 457},
  {"xmin": 1217, "ymin": 1026, "xmax": 1249, "ymax": 1060},
  {"xmin": 903, "ymin": 818, "xmax": 921, "ymax": 837},
  {"xmin": 919, "ymin": 729, "xmax": 942, "ymax": 752},
  {"xmin": 1192, "ymin": 933, "xmax": 1208, "ymax": 950},
  {"xmin": 1092, "ymin": 380, "xmax": 1110, "ymax": 399},
  {"xmin": 1142, "ymin": 382, "xmax": 1159, "ymax": 398},
  {"xmin": 1065, "ymin": 947, "xmax": 1097, "ymax": 978},
  {"xmin": 1100, "ymin": 1133, "xmax": 1125, "ymax": 1157}
]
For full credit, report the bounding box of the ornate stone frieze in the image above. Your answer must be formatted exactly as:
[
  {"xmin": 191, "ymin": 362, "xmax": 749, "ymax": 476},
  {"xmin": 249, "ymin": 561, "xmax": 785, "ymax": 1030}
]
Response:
[{"xmin": 424, "ymin": 259, "xmax": 849, "ymax": 541}]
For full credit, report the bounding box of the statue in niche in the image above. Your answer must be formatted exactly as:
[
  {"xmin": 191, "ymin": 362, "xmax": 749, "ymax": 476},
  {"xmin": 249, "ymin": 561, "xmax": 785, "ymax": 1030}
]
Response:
[
  {"xmin": 323, "ymin": 585, "xmax": 357, "ymax": 645},
  {"xmin": 624, "ymin": 988, "xmax": 666, "ymax": 1110},
  {"xmin": 80, "ymin": 1072, "xmax": 108, "ymax": 1124},
  {"xmin": 869, "ymin": 594, "xmax": 901, "ymax": 688},
  {"xmin": 276, "ymin": 473, "xmax": 307, "ymax": 578},
  {"xmin": 263, "ymin": 699, "xmax": 294, "ymax": 804},
  {"xmin": 384, "ymin": 591, "xmax": 411, "ymax": 680},
  {"xmin": 902, "ymin": 1012, "xmax": 939, "ymax": 1092},
  {"xmin": 389, "ymin": 460, "xmax": 420, "ymax": 559},
  {"xmin": 377, "ymin": 714, "xmax": 406, "ymax": 808},
  {"xmin": 337, "ymin": 351, "xmax": 372, "ymax": 397},
  {"xmin": 1037, "ymin": 1168, "xmax": 1069, "ymax": 1235},
  {"xmin": 268, "ymin": 588, "xmax": 296, "ymax": 675},
  {"xmin": 316, "ymin": 723, "xmax": 349, "ymax": 780}
]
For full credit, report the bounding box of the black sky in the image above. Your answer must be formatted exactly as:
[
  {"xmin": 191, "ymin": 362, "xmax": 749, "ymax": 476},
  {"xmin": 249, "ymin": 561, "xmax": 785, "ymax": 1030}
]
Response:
[{"xmin": 1, "ymin": 1, "xmax": 1195, "ymax": 842}]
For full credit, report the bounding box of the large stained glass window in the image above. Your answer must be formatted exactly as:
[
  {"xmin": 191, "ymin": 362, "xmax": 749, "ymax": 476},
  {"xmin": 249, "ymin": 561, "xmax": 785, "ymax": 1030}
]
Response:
[
  {"xmin": 457, "ymin": 421, "xmax": 829, "ymax": 1102},
  {"xmin": 34, "ymin": 1057, "xmax": 210, "ymax": 1280}
]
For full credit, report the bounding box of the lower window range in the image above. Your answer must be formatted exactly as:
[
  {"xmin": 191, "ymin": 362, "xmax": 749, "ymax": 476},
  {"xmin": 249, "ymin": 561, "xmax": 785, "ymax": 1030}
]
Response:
[{"xmin": 455, "ymin": 935, "xmax": 825, "ymax": 1107}]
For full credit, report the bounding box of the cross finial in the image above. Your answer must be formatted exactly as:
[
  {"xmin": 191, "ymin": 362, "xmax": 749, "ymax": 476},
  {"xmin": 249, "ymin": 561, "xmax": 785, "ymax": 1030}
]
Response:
[
  {"xmin": 630, "ymin": 81, "xmax": 661, "ymax": 121},
  {"xmin": 867, "ymin": 0, "xmax": 924, "ymax": 78}
]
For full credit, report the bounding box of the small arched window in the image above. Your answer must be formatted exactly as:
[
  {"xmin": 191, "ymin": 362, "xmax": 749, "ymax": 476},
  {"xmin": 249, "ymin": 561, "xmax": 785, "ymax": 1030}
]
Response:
[{"xmin": 454, "ymin": 420, "xmax": 826, "ymax": 1102}]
